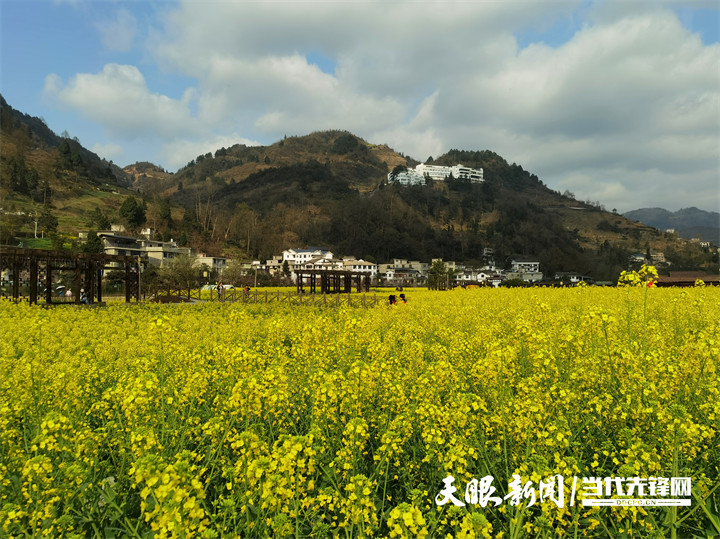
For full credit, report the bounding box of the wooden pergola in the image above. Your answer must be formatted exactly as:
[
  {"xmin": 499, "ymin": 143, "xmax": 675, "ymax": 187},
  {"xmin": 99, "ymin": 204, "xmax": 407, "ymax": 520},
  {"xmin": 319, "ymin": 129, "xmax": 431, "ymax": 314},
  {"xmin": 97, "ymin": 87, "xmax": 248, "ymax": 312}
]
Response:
[
  {"xmin": 0, "ymin": 246, "xmax": 144, "ymax": 305},
  {"xmin": 295, "ymin": 270, "xmax": 371, "ymax": 294}
]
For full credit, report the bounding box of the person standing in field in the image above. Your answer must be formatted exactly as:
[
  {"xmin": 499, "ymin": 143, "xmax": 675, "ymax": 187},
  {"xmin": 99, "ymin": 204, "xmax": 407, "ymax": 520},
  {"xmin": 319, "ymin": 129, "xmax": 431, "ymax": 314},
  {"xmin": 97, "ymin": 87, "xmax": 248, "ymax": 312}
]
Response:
[{"xmin": 216, "ymin": 282, "xmax": 223, "ymax": 301}]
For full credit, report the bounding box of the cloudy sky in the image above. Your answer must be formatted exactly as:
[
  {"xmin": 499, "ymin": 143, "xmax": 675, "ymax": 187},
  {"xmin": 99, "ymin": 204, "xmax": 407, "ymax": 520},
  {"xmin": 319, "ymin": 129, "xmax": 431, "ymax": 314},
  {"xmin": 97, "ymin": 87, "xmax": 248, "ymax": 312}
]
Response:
[{"xmin": 1, "ymin": 0, "xmax": 718, "ymax": 213}]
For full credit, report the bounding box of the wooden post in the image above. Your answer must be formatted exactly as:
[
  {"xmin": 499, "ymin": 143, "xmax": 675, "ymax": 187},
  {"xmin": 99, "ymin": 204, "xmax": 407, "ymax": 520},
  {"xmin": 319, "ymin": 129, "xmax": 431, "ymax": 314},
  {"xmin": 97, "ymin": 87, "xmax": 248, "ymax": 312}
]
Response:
[
  {"xmin": 74, "ymin": 260, "xmax": 81, "ymax": 305},
  {"xmin": 29, "ymin": 255, "xmax": 38, "ymax": 305},
  {"xmin": 86, "ymin": 260, "xmax": 95, "ymax": 304},
  {"xmin": 45, "ymin": 260, "xmax": 52, "ymax": 304},
  {"xmin": 136, "ymin": 257, "xmax": 141, "ymax": 302},
  {"xmin": 11, "ymin": 261, "xmax": 20, "ymax": 301},
  {"xmin": 97, "ymin": 266, "xmax": 103, "ymax": 303},
  {"xmin": 125, "ymin": 263, "xmax": 132, "ymax": 303}
]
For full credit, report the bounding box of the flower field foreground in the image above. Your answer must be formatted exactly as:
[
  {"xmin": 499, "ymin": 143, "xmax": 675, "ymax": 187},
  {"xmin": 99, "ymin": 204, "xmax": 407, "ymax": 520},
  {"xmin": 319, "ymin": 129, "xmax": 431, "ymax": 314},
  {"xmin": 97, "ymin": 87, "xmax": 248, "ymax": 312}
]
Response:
[{"xmin": 1, "ymin": 287, "xmax": 718, "ymax": 538}]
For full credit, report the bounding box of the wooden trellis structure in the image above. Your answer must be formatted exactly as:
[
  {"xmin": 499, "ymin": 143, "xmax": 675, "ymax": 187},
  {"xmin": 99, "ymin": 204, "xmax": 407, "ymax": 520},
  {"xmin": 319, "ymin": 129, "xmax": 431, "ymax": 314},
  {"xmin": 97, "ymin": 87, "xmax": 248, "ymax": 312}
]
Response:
[
  {"xmin": 151, "ymin": 288, "xmax": 379, "ymax": 308},
  {"xmin": 294, "ymin": 270, "xmax": 371, "ymax": 294},
  {"xmin": 0, "ymin": 246, "xmax": 144, "ymax": 305}
]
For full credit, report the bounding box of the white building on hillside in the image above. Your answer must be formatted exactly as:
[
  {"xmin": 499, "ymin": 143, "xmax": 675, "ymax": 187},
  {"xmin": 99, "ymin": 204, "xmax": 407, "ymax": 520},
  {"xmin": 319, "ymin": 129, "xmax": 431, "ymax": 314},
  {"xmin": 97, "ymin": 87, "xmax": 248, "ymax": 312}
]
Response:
[
  {"xmin": 415, "ymin": 163, "xmax": 484, "ymax": 183},
  {"xmin": 389, "ymin": 170, "xmax": 426, "ymax": 185},
  {"xmin": 388, "ymin": 163, "xmax": 484, "ymax": 185}
]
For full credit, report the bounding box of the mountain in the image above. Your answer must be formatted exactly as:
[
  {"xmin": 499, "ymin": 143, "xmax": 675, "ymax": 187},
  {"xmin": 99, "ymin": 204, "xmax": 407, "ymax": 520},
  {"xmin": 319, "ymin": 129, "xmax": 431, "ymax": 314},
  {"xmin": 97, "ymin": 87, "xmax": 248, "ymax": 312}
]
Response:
[
  {"xmin": 163, "ymin": 139, "xmax": 715, "ymax": 278},
  {"xmin": 624, "ymin": 207, "xmax": 720, "ymax": 244},
  {"xmin": 131, "ymin": 131, "xmax": 410, "ymax": 200},
  {"xmin": 124, "ymin": 161, "xmax": 174, "ymax": 192},
  {"xmin": 0, "ymin": 94, "xmax": 130, "ymax": 192},
  {"xmin": 1, "ymin": 93, "xmax": 135, "ymax": 244},
  {"xmin": 2, "ymin": 95, "xmax": 716, "ymax": 277}
]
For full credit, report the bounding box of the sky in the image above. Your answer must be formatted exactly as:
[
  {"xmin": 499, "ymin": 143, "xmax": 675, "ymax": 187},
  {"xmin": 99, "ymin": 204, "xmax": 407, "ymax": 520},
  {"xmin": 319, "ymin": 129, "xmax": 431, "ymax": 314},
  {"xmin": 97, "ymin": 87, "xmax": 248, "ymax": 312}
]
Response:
[{"xmin": 1, "ymin": 0, "xmax": 719, "ymax": 214}]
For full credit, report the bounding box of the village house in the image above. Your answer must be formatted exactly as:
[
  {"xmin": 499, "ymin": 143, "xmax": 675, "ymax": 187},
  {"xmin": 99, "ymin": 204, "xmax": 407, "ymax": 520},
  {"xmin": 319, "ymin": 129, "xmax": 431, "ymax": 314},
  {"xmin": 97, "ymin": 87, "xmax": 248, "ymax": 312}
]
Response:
[
  {"xmin": 282, "ymin": 247, "xmax": 334, "ymax": 272},
  {"xmin": 510, "ymin": 258, "xmax": 540, "ymax": 273},
  {"xmin": 378, "ymin": 259, "xmax": 428, "ymax": 285},
  {"xmin": 341, "ymin": 257, "xmax": 378, "ymax": 277},
  {"xmin": 97, "ymin": 231, "xmax": 227, "ymax": 272}
]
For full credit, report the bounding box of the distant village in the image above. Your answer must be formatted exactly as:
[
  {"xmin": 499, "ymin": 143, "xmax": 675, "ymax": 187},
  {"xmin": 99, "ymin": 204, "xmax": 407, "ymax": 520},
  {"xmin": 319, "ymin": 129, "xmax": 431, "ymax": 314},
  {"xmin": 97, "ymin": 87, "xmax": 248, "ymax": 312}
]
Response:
[
  {"xmin": 82, "ymin": 226, "xmax": 709, "ymax": 288},
  {"xmin": 2, "ymin": 219, "xmax": 717, "ymax": 291},
  {"xmin": 2, "ymin": 162, "xmax": 716, "ymax": 289},
  {"xmin": 86, "ymin": 229, "xmax": 547, "ymax": 287}
]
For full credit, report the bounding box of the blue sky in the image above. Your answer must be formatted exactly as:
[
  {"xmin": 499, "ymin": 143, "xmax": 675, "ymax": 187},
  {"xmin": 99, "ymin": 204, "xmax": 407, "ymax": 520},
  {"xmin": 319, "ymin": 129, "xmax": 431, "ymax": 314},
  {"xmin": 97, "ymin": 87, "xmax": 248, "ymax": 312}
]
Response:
[{"xmin": 1, "ymin": 0, "xmax": 719, "ymax": 213}]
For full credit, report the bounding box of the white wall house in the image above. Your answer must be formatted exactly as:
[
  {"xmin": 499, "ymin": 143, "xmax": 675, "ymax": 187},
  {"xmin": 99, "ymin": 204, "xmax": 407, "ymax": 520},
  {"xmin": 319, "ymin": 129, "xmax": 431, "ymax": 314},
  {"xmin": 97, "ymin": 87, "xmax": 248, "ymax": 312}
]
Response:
[
  {"xmin": 510, "ymin": 259, "xmax": 540, "ymax": 273},
  {"xmin": 299, "ymin": 257, "xmax": 342, "ymax": 271},
  {"xmin": 282, "ymin": 248, "xmax": 334, "ymax": 271},
  {"xmin": 195, "ymin": 253, "xmax": 227, "ymax": 273},
  {"xmin": 506, "ymin": 271, "xmax": 543, "ymax": 283},
  {"xmin": 388, "ymin": 163, "xmax": 484, "ymax": 185},
  {"xmin": 342, "ymin": 259, "xmax": 378, "ymax": 276}
]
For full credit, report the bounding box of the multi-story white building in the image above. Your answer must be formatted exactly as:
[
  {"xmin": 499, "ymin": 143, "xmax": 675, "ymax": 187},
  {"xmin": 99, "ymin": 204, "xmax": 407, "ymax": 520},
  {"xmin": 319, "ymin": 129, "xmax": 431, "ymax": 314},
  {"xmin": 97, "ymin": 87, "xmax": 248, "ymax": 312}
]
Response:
[
  {"xmin": 389, "ymin": 170, "xmax": 426, "ymax": 186},
  {"xmin": 388, "ymin": 163, "xmax": 484, "ymax": 185},
  {"xmin": 282, "ymin": 248, "xmax": 334, "ymax": 271},
  {"xmin": 510, "ymin": 258, "xmax": 540, "ymax": 274},
  {"xmin": 298, "ymin": 257, "xmax": 342, "ymax": 271},
  {"xmin": 415, "ymin": 163, "xmax": 484, "ymax": 183},
  {"xmin": 97, "ymin": 232, "xmax": 194, "ymax": 268},
  {"xmin": 342, "ymin": 258, "xmax": 378, "ymax": 276},
  {"xmin": 378, "ymin": 259, "xmax": 428, "ymax": 284}
]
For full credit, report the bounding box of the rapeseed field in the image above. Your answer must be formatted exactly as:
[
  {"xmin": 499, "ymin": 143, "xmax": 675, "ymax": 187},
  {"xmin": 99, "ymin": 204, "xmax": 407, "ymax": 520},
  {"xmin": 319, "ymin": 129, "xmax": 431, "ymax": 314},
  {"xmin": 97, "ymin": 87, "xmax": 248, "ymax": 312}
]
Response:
[{"xmin": 0, "ymin": 285, "xmax": 718, "ymax": 537}]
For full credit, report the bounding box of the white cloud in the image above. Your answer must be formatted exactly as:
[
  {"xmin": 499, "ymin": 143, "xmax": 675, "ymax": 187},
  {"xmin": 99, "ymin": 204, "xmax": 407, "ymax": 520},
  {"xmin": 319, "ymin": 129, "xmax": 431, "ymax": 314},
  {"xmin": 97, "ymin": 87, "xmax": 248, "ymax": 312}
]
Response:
[
  {"xmin": 44, "ymin": 64, "xmax": 196, "ymax": 139},
  {"xmin": 91, "ymin": 142, "xmax": 125, "ymax": 162},
  {"xmin": 95, "ymin": 9, "xmax": 137, "ymax": 52},
  {"xmin": 43, "ymin": 1, "xmax": 719, "ymax": 210}
]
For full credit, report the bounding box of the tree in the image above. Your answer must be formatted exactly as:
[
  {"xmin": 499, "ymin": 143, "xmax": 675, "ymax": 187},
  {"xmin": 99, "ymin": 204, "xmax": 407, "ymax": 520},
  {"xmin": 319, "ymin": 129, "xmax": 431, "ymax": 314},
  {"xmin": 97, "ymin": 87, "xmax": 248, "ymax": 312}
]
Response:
[
  {"xmin": 282, "ymin": 260, "xmax": 290, "ymax": 277},
  {"xmin": 119, "ymin": 196, "xmax": 146, "ymax": 228},
  {"xmin": 427, "ymin": 260, "xmax": 448, "ymax": 290},
  {"xmin": 160, "ymin": 254, "xmax": 201, "ymax": 289},
  {"xmin": 83, "ymin": 230, "xmax": 104, "ymax": 253},
  {"xmin": 31, "ymin": 177, "xmax": 51, "ymax": 204},
  {"xmin": 88, "ymin": 207, "xmax": 111, "ymax": 230},
  {"xmin": 332, "ymin": 133, "xmax": 358, "ymax": 154},
  {"xmin": 390, "ymin": 164, "xmax": 407, "ymax": 182},
  {"xmin": 38, "ymin": 207, "xmax": 58, "ymax": 236},
  {"xmin": 158, "ymin": 199, "xmax": 172, "ymax": 225},
  {"xmin": 221, "ymin": 259, "xmax": 249, "ymax": 286},
  {"xmin": 50, "ymin": 233, "xmax": 64, "ymax": 250},
  {"xmin": 139, "ymin": 265, "xmax": 160, "ymax": 297}
]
